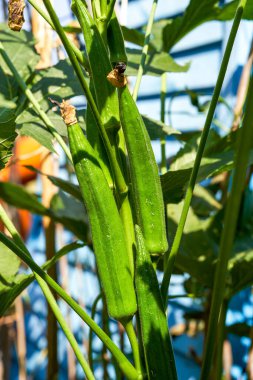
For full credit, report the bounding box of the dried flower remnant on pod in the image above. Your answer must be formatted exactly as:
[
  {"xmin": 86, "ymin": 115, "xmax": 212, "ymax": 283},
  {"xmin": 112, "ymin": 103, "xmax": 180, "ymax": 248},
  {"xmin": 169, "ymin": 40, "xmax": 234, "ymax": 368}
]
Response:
[{"xmin": 8, "ymin": 0, "xmax": 25, "ymax": 31}]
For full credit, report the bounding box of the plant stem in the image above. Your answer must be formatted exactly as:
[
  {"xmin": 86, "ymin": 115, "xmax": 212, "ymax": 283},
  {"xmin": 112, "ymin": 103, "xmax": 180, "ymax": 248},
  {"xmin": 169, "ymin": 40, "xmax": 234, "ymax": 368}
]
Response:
[
  {"xmin": 42, "ymin": 0, "xmax": 127, "ymax": 194},
  {"xmin": 88, "ymin": 293, "xmax": 102, "ymax": 370},
  {"xmin": 160, "ymin": 0, "xmax": 247, "ymax": 306},
  {"xmin": 160, "ymin": 72, "xmax": 167, "ymax": 175},
  {"xmin": 132, "ymin": 0, "xmax": 158, "ymax": 101},
  {"xmin": 27, "ymin": 0, "xmax": 89, "ymax": 69},
  {"xmin": 0, "ymin": 42, "xmax": 72, "ymax": 163},
  {"xmin": 212, "ymin": 301, "xmax": 227, "ymax": 380},
  {"xmin": 124, "ymin": 321, "xmax": 143, "ymax": 378},
  {"xmin": 201, "ymin": 56, "xmax": 253, "ymax": 380},
  {"xmin": 0, "ymin": 231, "xmax": 140, "ymax": 380},
  {"xmin": 0, "ymin": 205, "xmax": 95, "ymax": 380}
]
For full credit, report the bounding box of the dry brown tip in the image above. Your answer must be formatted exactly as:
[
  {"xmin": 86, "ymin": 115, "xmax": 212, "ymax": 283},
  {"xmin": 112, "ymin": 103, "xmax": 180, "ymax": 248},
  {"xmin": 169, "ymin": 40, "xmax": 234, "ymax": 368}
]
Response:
[
  {"xmin": 60, "ymin": 100, "xmax": 77, "ymax": 126},
  {"xmin": 107, "ymin": 69, "xmax": 127, "ymax": 88},
  {"xmin": 8, "ymin": 0, "xmax": 25, "ymax": 32}
]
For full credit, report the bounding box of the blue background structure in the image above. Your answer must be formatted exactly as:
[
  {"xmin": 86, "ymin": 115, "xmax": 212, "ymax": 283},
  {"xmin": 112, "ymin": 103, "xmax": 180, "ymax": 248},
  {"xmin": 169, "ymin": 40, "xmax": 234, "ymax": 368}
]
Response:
[{"xmin": 1, "ymin": 0, "xmax": 253, "ymax": 379}]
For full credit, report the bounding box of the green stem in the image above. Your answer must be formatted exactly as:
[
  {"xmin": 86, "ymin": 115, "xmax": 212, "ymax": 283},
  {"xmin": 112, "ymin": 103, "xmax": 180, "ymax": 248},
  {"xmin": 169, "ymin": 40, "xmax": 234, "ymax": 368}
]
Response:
[
  {"xmin": 0, "ymin": 232, "xmax": 139, "ymax": 380},
  {"xmin": 88, "ymin": 293, "xmax": 102, "ymax": 371},
  {"xmin": 124, "ymin": 321, "xmax": 143, "ymax": 378},
  {"xmin": 42, "ymin": 0, "xmax": 127, "ymax": 194},
  {"xmin": 160, "ymin": 0, "xmax": 247, "ymax": 305},
  {"xmin": 212, "ymin": 301, "xmax": 227, "ymax": 380},
  {"xmin": 160, "ymin": 72, "xmax": 167, "ymax": 175},
  {"xmin": 200, "ymin": 63, "xmax": 253, "ymax": 380},
  {"xmin": 0, "ymin": 205, "xmax": 95, "ymax": 380},
  {"xmin": 132, "ymin": 0, "xmax": 158, "ymax": 101},
  {"xmin": 0, "ymin": 42, "xmax": 72, "ymax": 163},
  {"xmin": 27, "ymin": 0, "xmax": 89, "ymax": 69}
]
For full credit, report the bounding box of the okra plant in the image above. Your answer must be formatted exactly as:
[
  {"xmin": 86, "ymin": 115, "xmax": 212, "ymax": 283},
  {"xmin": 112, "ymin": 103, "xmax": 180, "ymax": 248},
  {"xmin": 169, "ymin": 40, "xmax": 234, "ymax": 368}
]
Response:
[{"xmin": 1, "ymin": 0, "xmax": 253, "ymax": 379}]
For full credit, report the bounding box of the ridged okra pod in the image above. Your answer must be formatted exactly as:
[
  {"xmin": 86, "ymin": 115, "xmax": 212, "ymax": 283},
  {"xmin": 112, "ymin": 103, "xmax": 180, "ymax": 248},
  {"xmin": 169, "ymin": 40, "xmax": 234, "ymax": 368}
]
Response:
[
  {"xmin": 62, "ymin": 102, "xmax": 137, "ymax": 321},
  {"xmin": 135, "ymin": 225, "xmax": 177, "ymax": 380},
  {"xmin": 118, "ymin": 86, "xmax": 168, "ymax": 255},
  {"xmin": 71, "ymin": 0, "xmax": 120, "ymax": 131},
  {"xmin": 107, "ymin": 11, "xmax": 128, "ymax": 66}
]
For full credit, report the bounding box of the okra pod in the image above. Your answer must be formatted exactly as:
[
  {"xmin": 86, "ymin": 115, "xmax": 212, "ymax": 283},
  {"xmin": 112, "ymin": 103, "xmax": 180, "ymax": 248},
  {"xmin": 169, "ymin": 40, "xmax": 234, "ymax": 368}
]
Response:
[
  {"xmin": 62, "ymin": 101, "xmax": 137, "ymax": 321},
  {"xmin": 71, "ymin": 0, "xmax": 120, "ymax": 131},
  {"xmin": 107, "ymin": 11, "xmax": 128, "ymax": 66},
  {"xmin": 118, "ymin": 86, "xmax": 168, "ymax": 255},
  {"xmin": 135, "ymin": 225, "xmax": 177, "ymax": 380}
]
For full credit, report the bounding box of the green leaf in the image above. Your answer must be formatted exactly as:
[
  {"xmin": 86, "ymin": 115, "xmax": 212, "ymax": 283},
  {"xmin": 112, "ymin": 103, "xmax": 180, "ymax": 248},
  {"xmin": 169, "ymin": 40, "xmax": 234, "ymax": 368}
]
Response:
[
  {"xmin": 0, "ymin": 24, "xmax": 40, "ymax": 86},
  {"xmin": 228, "ymin": 234, "xmax": 253, "ymax": 296},
  {"xmin": 16, "ymin": 59, "xmax": 86, "ymax": 148},
  {"xmin": 0, "ymin": 181, "xmax": 48, "ymax": 215},
  {"xmin": 0, "ymin": 241, "xmax": 83, "ymax": 316},
  {"xmin": 25, "ymin": 166, "xmax": 83, "ymax": 202},
  {"xmin": 0, "ymin": 98, "xmax": 17, "ymax": 170},
  {"xmin": 217, "ymin": 1, "xmax": 253, "ymax": 21},
  {"xmin": 167, "ymin": 203, "xmax": 217, "ymax": 287},
  {"xmin": 142, "ymin": 115, "xmax": 180, "ymax": 140},
  {"xmin": 50, "ymin": 191, "xmax": 89, "ymax": 241},
  {"xmin": 150, "ymin": 0, "xmax": 238, "ymax": 52},
  {"xmin": 191, "ymin": 185, "xmax": 221, "ymax": 217},
  {"xmin": 122, "ymin": 25, "xmax": 145, "ymax": 47},
  {"xmin": 0, "ymin": 182, "xmax": 88, "ymax": 241},
  {"xmin": 126, "ymin": 48, "xmax": 190, "ymax": 76}
]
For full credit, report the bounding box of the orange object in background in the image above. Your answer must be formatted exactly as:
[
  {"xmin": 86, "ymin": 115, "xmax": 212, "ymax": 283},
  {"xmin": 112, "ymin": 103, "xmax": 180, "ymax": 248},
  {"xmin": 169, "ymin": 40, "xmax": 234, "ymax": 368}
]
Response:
[
  {"xmin": 0, "ymin": 136, "xmax": 45, "ymax": 184},
  {"xmin": 0, "ymin": 136, "xmax": 47, "ymax": 240}
]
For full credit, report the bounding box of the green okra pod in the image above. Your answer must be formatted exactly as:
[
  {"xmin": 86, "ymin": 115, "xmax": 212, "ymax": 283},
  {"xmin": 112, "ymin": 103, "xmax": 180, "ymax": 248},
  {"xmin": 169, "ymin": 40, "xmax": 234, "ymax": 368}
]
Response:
[
  {"xmin": 61, "ymin": 101, "xmax": 137, "ymax": 321},
  {"xmin": 71, "ymin": 0, "xmax": 120, "ymax": 132},
  {"xmin": 107, "ymin": 11, "xmax": 128, "ymax": 66},
  {"xmin": 118, "ymin": 85, "xmax": 168, "ymax": 255},
  {"xmin": 86, "ymin": 80, "xmax": 114, "ymax": 189},
  {"xmin": 135, "ymin": 225, "xmax": 177, "ymax": 380}
]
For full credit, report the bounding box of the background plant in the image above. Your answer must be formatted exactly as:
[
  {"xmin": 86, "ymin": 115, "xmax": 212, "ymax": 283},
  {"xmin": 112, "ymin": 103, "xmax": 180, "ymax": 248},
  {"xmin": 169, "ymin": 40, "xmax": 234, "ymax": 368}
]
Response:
[{"xmin": 1, "ymin": 0, "xmax": 253, "ymax": 379}]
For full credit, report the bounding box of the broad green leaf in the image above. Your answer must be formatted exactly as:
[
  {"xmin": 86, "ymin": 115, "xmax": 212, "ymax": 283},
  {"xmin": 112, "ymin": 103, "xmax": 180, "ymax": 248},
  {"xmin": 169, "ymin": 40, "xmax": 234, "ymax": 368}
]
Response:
[
  {"xmin": 0, "ymin": 182, "xmax": 88, "ymax": 241},
  {"xmin": 228, "ymin": 234, "xmax": 253, "ymax": 296},
  {"xmin": 217, "ymin": 1, "xmax": 253, "ymax": 21},
  {"xmin": 0, "ymin": 24, "xmax": 39, "ymax": 98},
  {"xmin": 142, "ymin": 115, "xmax": 180, "ymax": 140},
  {"xmin": 17, "ymin": 112, "xmax": 56, "ymax": 152},
  {"xmin": 126, "ymin": 48, "xmax": 190, "ymax": 76},
  {"xmin": 0, "ymin": 241, "xmax": 83, "ymax": 316},
  {"xmin": 0, "ymin": 181, "xmax": 48, "ymax": 215},
  {"xmin": 191, "ymin": 185, "xmax": 221, "ymax": 217},
  {"xmin": 0, "ymin": 98, "xmax": 17, "ymax": 170},
  {"xmin": 161, "ymin": 151, "xmax": 235, "ymax": 203},
  {"xmin": 158, "ymin": 0, "xmax": 220, "ymax": 51},
  {"xmin": 50, "ymin": 191, "xmax": 89, "ymax": 241},
  {"xmin": 16, "ymin": 59, "xmax": 86, "ymax": 148},
  {"xmin": 122, "ymin": 25, "xmax": 145, "ymax": 47},
  {"xmin": 167, "ymin": 203, "xmax": 217, "ymax": 286},
  {"xmin": 25, "ymin": 166, "xmax": 83, "ymax": 202}
]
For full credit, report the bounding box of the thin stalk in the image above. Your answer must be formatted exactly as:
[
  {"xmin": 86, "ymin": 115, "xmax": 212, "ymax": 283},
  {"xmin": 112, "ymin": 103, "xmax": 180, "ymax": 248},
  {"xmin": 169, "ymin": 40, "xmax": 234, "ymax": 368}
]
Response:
[
  {"xmin": 160, "ymin": 0, "xmax": 247, "ymax": 305},
  {"xmin": 132, "ymin": 0, "xmax": 158, "ymax": 101},
  {"xmin": 160, "ymin": 72, "xmax": 167, "ymax": 175},
  {"xmin": 88, "ymin": 293, "xmax": 102, "ymax": 370},
  {"xmin": 0, "ymin": 205, "xmax": 95, "ymax": 380},
  {"xmin": 27, "ymin": 0, "xmax": 89, "ymax": 69},
  {"xmin": 212, "ymin": 301, "xmax": 227, "ymax": 380},
  {"xmin": 0, "ymin": 42, "xmax": 72, "ymax": 163},
  {"xmin": 0, "ymin": 231, "xmax": 140, "ymax": 380},
  {"xmin": 200, "ymin": 63, "xmax": 253, "ymax": 380},
  {"xmin": 41, "ymin": 0, "xmax": 127, "ymax": 194},
  {"xmin": 41, "ymin": 278, "xmax": 95, "ymax": 380},
  {"xmin": 124, "ymin": 321, "xmax": 142, "ymax": 378}
]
